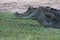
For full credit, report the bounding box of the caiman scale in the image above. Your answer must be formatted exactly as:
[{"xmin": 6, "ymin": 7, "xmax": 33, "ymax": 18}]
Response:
[{"xmin": 15, "ymin": 6, "xmax": 60, "ymax": 28}]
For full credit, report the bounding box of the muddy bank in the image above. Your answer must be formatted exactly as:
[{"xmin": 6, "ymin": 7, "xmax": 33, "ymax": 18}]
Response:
[{"xmin": 0, "ymin": 0, "xmax": 60, "ymax": 13}]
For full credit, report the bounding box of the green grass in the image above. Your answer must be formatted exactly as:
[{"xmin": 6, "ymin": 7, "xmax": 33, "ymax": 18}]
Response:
[{"xmin": 0, "ymin": 13, "xmax": 60, "ymax": 40}]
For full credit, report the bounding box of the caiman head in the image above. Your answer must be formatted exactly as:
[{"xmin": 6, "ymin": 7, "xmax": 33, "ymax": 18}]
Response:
[{"xmin": 14, "ymin": 6, "xmax": 39, "ymax": 19}]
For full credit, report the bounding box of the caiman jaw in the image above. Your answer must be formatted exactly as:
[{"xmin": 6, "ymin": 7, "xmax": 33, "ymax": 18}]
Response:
[{"xmin": 15, "ymin": 7, "xmax": 39, "ymax": 19}]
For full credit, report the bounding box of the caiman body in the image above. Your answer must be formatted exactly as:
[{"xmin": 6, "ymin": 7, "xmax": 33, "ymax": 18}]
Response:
[{"xmin": 15, "ymin": 6, "xmax": 60, "ymax": 28}]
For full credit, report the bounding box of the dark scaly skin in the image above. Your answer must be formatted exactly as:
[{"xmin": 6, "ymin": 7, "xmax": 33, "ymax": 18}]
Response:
[{"xmin": 15, "ymin": 6, "xmax": 60, "ymax": 29}]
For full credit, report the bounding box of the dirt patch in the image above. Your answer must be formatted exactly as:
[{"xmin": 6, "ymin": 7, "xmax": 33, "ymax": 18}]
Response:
[{"xmin": 0, "ymin": 0, "xmax": 60, "ymax": 13}]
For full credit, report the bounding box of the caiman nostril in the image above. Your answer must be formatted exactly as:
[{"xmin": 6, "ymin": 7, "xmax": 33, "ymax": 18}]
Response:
[{"xmin": 46, "ymin": 6, "xmax": 50, "ymax": 8}]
